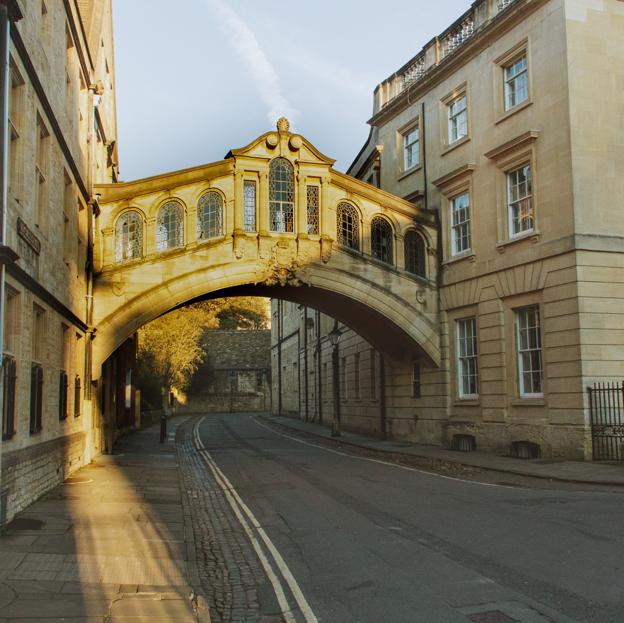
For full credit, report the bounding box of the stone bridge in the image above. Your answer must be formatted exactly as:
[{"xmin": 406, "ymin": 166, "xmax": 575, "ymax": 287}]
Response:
[{"xmin": 92, "ymin": 120, "xmax": 439, "ymax": 376}]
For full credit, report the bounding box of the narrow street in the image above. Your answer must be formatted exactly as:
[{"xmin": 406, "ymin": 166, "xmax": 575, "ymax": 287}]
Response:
[{"xmin": 180, "ymin": 413, "xmax": 624, "ymax": 623}]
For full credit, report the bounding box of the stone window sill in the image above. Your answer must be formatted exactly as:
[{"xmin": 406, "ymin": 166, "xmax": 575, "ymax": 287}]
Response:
[
  {"xmin": 397, "ymin": 165, "xmax": 422, "ymax": 182},
  {"xmin": 441, "ymin": 135, "xmax": 470, "ymax": 156},
  {"xmin": 495, "ymin": 99, "xmax": 533, "ymax": 125},
  {"xmin": 496, "ymin": 230, "xmax": 540, "ymax": 253},
  {"xmin": 442, "ymin": 250, "xmax": 476, "ymax": 266},
  {"xmin": 453, "ymin": 398, "xmax": 480, "ymax": 407},
  {"xmin": 511, "ymin": 397, "xmax": 545, "ymax": 407}
]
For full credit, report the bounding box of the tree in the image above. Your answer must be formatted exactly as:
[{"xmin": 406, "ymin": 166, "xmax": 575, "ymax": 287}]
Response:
[{"xmin": 136, "ymin": 297, "xmax": 270, "ymax": 404}]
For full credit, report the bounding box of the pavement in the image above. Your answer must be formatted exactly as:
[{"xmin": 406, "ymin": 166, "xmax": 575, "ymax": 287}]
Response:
[
  {"xmin": 0, "ymin": 415, "xmax": 210, "ymax": 622},
  {"xmin": 261, "ymin": 413, "xmax": 624, "ymax": 486}
]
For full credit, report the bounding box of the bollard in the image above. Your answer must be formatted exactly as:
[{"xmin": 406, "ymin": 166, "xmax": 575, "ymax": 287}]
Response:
[{"xmin": 160, "ymin": 414, "xmax": 167, "ymax": 443}]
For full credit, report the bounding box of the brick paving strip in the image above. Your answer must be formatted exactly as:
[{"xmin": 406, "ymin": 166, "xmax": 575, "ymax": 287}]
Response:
[
  {"xmin": 176, "ymin": 417, "xmax": 281, "ymax": 623},
  {"xmin": 0, "ymin": 416, "xmax": 210, "ymax": 622}
]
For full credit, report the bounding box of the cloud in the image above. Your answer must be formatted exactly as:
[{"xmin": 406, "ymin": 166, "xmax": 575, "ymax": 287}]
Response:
[
  {"xmin": 204, "ymin": 0, "xmax": 298, "ymax": 126},
  {"xmin": 282, "ymin": 45, "xmax": 376, "ymax": 97}
]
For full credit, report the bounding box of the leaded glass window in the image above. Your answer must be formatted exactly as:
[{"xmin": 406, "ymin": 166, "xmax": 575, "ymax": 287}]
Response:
[
  {"xmin": 244, "ymin": 180, "xmax": 256, "ymax": 232},
  {"xmin": 197, "ymin": 191, "xmax": 223, "ymax": 240},
  {"xmin": 336, "ymin": 202, "xmax": 359, "ymax": 251},
  {"xmin": 306, "ymin": 185, "xmax": 319, "ymax": 235},
  {"xmin": 115, "ymin": 210, "xmax": 143, "ymax": 263},
  {"xmin": 269, "ymin": 158, "xmax": 294, "ymax": 233},
  {"xmin": 404, "ymin": 229, "xmax": 426, "ymax": 277},
  {"xmin": 156, "ymin": 201, "xmax": 184, "ymax": 251},
  {"xmin": 371, "ymin": 217, "xmax": 393, "ymax": 264}
]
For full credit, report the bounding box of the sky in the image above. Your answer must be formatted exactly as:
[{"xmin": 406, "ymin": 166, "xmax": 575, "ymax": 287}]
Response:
[{"xmin": 112, "ymin": 0, "xmax": 469, "ymax": 181}]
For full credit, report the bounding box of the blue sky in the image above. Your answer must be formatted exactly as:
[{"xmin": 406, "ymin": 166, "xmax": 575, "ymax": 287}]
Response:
[{"xmin": 112, "ymin": 0, "xmax": 469, "ymax": 180}]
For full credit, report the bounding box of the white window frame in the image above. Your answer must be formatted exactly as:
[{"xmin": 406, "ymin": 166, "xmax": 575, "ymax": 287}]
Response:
[
  {"xmin": 504, "ymin": 54, "xmax": 529, "ymax": 111},
  {"xmin": 516, "ymin": 306, "xmax": 543, "ymax": 398},
  {"xmin": 448, "ymin": 95, "xmax": 468, "ymax": 144},
  {"xmin": 451, "ymin": 192, "xmax": 471, "ymax": 255},
  {"xmin": 507, "ymin": 164, "xmax": 533, "ymax": 237},
  {"xmin": 402, "ymin": 126, "xmax": 420, "ymax": 171},
  {"xmin": 456, "ymin": 317, "xmax": 479, "ymax": 398}
]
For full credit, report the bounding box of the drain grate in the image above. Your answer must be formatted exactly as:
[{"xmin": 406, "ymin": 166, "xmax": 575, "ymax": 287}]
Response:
[{"xmin": 467, "ymin": 611, "xmax": 519, "ymax": 623}]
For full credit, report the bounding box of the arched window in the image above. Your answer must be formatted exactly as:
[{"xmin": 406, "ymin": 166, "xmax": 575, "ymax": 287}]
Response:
[
  {"xmin": 371, "ymin": 217, "xmax": 394, "ymax": 264},
  {"xmin": 404, "ymin": 229, "xmax": 426, "ymax": 277},
  {"xmin": 336, "ymin": 202, "xmax": 360, "ymax": 251},
  {"xmin": 269, "ymin": 158, "xmax": 294, "ymax": 233},
  {"xmin": 197, "ymin": 191, "xmax": 223, "ymax": 240},
  {"xmin": 115, "ymin": 211, "xmax": 143, "ymax": 263},
  {"xmin": 156, "ymin": 200, "xmax": 184, "ymax": 251}
]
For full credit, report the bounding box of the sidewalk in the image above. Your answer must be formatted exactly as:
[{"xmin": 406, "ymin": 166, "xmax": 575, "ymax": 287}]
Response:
[
  {"xmin": 0, "ymin": 416, "xmax": 209, "ymax": 622},
  {"xmin": 263, "ymin": 414, "xmax": 624, "ymax": 487}
]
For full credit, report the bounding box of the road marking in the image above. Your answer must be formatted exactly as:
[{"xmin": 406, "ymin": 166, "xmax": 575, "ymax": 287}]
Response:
[
  {"xmin": 193, "ymin": 418, "xmax": 318, "ymax": 623},
  {"xmin": 253, "ymin": 416, "xmax": 517, "ymax": 490}
]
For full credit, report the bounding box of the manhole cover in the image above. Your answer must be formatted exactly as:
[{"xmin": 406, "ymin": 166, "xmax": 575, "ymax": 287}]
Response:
[
  {"xmin": 6, "ymin": 517, "xmax": 44, "ymax": 531},
  {"xmin": 467, "ymin": 611, "xmax": 518, "ymax": 623}
]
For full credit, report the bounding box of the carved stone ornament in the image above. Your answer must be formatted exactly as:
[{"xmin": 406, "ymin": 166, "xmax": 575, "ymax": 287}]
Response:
[
  {"xmin": 276, "ymin": 117, "xmax": 290, "ymax": 133},
  {"xmin": 233, "ymin": 230, "xmax": 246, "ymax": 259},
  {"xmin": 262, "ymin": 262, "xmax": 308, "ymax": 288},
  {"xmin": 111, "ymin": 274, "xmax": 125, "ymax": 296},
  {"xmin": 320, "ymin": 235, "xmax": 333, "ymax": 264}
]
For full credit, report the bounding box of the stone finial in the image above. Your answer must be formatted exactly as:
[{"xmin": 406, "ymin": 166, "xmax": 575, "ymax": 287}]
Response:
[{"xmin": 276, "ymin": 117, "xmax": 290, "ymax": 133}]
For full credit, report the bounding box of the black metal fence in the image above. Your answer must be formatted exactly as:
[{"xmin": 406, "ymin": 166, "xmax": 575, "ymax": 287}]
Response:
[{"xmin": 588, "ymin": 381, "xmax": 624, "ymax": 461}]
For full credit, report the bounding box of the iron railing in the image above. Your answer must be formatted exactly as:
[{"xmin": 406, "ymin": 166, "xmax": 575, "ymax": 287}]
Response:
[{"xmin": 588, "ymin": 381, "xmax": 624, "ymax": 461}]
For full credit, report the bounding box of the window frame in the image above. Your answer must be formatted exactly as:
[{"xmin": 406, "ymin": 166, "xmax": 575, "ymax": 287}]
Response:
[
  {"xmin": 370, "ymin": 216, "xmax": 394, "ymax": 265},
  {"xmin": 336, "ymin": 202, "xmax": 361, "ymax": 252},
  {"xmin": 448, "ymin": 94, "xmax": 468, "ymax": 144},
  {"xmin": 156, "ymin": 200, "xmax": 185, "ymax": 252},
  {"xmin": 196, "ymin": 190, "xmax": 224, "ymax": 241},
  {"xmin": 506, "ymin": 163, "xmax": 534, "ymax": 238},
  {"xmin": 440, "ymin": 83, "xmax": 470, "ymax": 153},
  {"xmin": 243, "ymin": 179, "xmax": 257, "ymax": 232},
  {"xmin": 450, "ymin": 191, "xmax": 471, "ymax": 256},
  {"xmin": 515, "ymin": 305, "xmax": 544, "ymax": 398},
  {"xmin": 484, "ymin": 131, "xmax": 539, "ymax": 248},
  {"xmin": 404, "ymin": 229, "xmax": 427, "ymax": 278},
  {"xmin": 306, "ymin": 185, "xmax": 320, "ymax": 236},
  {"xmin": 396, "ymin": 118, "xmax": 421, "ymax": 178},
  {"xmin": 494, "ymin": 40, "xmax": 532, "ymax": 123},
  {"xmin": 115, "ymin": 209, "xmax": 144, "ymax": 263},
  {"xmin": 504, "ymin": 54, "xmax": 529, "ymax": 111},
  {"xmin": 456, "ymin": 317, "xmax": 479, "ymax": 399},
  {"xmin": 269, "ymin": 157, "xmax": 295, "ymax": 234}
]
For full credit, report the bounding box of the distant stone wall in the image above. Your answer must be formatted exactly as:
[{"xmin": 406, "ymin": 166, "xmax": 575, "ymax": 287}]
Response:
[
  {"xmin": 184, "ymin": 330, "xmax": 271, "ymax": 414},
  {"xmin": 1, "ymin": 432, "xmax": 86, "ymax": 525}
]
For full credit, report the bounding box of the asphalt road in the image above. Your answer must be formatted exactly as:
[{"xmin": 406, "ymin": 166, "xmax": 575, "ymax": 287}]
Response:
[{"xmin": 194, "ymin": 413, "xmax": 624, "ymax": 623}]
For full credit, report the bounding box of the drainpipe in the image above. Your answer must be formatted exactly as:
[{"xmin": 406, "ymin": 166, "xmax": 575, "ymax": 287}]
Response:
[
  {"xmin": 316, "ymin": 309, "xmax": 322, "ymax": 425},
  {"xmin": 276, "ymin": 301, "xmax": 281, "ymax": 416},
  {"xmin": 0, "ymin": 0, "xmax": 21, "ymax": 526},
  {"xmin": 379, "ymin": 354, "xmax": 387, "ymax": 440},
  {"xmin": 303, "ymin": 306, "xmax": 309, "ymax": 422}
]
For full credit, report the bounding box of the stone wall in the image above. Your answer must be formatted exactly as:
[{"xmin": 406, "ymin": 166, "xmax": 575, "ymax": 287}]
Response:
[
  {"xmin": 183, "ymin": 330, "xmax": 271, "ymax": 414},
  {"xmin": 1, "ymin": 432, "xmax": 85, "ymax": 525}
]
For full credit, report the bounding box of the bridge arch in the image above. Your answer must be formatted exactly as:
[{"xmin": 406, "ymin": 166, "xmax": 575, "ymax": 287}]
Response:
[{"xmin": 93, "ymin": 121, "xmax": 440, "ymax": 378}]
